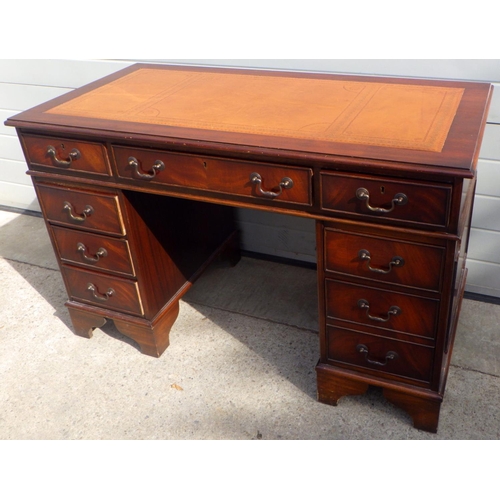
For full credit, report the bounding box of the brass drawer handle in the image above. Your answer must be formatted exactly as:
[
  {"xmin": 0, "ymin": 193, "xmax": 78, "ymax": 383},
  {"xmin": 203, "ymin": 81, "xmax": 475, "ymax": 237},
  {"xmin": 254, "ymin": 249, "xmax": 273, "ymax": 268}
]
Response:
[
  {"xmin": 63, "ymin": 201, "xmax": 94, "ymax": 221},
  {"xmin": 358, "ymin": 249, "xmax": 405, "ymax": 274},
  {"xmin": 356, "ymin": 344, "xmax": 399, "ymax": 367},
  {"xmin": 356, "ymin": 187, "xmax": 408, "ymax": 213},
  {"xmin": 47, "ymin": 145, "xmax": 81, "ymax": 167},
  {"xmin": 77, "ymin": 242, "xmax": 108, "ymax": 262},
  {"xmin": 357, "ymin": 299, "xmax": 401, "ymax": 322},
  {"xmin": 128, "ymin": 156, "xmax": 165, "ymax": 180},
  {"xmin": 87, "ymin": 283, "xmax": 115, "ymax": 301},
  {"xmin": 249, "ymin": 172, "xmax": 294, "ymax": 198}
]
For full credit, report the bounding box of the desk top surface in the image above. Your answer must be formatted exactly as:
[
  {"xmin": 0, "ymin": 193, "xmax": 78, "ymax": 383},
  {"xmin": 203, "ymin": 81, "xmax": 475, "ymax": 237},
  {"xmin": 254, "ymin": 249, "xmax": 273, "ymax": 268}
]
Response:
[{"xmin": 6, "ymin": 64, "xmax": 493, "ymax": 171}]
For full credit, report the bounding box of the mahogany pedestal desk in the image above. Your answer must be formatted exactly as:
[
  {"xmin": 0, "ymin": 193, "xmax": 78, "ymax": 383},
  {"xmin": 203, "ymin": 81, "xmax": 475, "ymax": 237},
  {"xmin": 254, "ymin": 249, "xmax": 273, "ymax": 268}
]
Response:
[{"xmin": 6, "ymin": 64, "xmax": 492, "ymax": 433}]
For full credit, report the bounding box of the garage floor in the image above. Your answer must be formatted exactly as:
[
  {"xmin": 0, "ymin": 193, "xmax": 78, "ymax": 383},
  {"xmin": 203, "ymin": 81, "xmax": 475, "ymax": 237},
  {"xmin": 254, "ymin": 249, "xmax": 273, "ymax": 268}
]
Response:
[{"xmin": 1, "ymin": 209, "xmax": 499, "ymax": 439}]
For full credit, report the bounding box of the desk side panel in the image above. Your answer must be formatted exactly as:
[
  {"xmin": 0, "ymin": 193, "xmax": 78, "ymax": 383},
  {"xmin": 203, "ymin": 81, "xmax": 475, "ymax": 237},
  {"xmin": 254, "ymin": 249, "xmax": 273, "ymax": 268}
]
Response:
[{"xmin": 121, "ymin": 190, "xmax": 239, "ymax": 319}]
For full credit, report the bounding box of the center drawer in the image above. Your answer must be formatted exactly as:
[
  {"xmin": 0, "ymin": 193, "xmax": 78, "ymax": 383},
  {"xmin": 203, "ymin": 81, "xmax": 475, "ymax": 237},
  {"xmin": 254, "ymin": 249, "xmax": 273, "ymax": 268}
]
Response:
[{"xmin": 112, "ymin": 146, "xmax": 312, "ymax": 206}]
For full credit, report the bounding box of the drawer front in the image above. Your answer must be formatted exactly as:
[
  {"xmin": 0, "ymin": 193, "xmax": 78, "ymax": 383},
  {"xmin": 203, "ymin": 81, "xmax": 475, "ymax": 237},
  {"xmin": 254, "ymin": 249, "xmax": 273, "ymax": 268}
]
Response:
[
  {"xmin": 23, "ymin": 135, "xmax": 111, "ymax": 176},
  {"xmin": 324, "ymin": 228, "xmax": 445, "ymax": 292},
  {"xmin": 113, "ymin": 146, "xmax": 312, "ymax": 206},
  {"xmin": 320, "ymin": 172, "xmax": 451, "ymax": 228},
  {"xmin": 326, "ymin": 325, "xmax": 434, "ymax": 382},
  {"xmin": 326, "ymin": 279, "xmax": 439, "ymax": 340},
  {"xmin": 36, "ymin": 184, "xmax": 125, "ymax": 236},
  {"xmin": 51, "ymin": 226, "xmax": 135, "ymax": 277},
  {"xmin": 62, "ymin": 266, "xmax": 143, "ymax": 316}
]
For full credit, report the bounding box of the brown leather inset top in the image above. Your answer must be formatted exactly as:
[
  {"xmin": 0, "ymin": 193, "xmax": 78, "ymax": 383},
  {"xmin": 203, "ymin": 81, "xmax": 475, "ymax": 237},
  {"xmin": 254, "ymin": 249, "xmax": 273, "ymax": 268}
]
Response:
[{"xmin": 46, "ymin": 68, "xmax": 464, "ymax": 153}]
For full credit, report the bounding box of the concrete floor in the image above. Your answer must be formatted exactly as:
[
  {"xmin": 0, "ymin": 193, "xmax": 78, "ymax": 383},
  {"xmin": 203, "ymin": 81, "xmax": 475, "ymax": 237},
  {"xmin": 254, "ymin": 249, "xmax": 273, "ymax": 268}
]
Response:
[{"xmin": 0, "ymin": 209, "xmax": 499, "ymax": 439}]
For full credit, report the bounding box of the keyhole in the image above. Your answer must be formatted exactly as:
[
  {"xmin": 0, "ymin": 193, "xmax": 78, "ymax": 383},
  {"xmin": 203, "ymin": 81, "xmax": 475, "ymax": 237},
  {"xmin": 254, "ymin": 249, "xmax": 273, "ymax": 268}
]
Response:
[
  {"xmin": 60, "ymin": 143, "xmax": 65, "ymax": 150},
  {"xmin": 380, "ymin": 186, "xmax": 385, "ymax": 194},
  {"xmin": 202, "ymin": 161, "xmax": 207, "ymax": 169}
]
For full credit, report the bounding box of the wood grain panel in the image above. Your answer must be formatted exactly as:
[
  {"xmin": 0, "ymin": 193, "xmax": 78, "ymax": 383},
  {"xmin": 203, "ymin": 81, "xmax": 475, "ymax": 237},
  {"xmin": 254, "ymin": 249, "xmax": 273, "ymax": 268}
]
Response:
[
  {"xmin": 36, "ymin": 183, "xmax": 125, "ymax": 235},
  {"xmin": 320, "ymin": 172, "xmax": 452, "ymax": 229},
  {"xmin": 23, "ymin": 135, "xmax": 111, "ymax": 176},
  {"xmin": 324, "ymin": 228, "xmax": 445, "ymax": 291},
  {"xmin": 62, "ymin": 265, "xmax": 143, "ymax": 316},
  {"xmin": 326, "ymin": 325, "xmax": 434, "ymax": 382},
  {"xmin": 51, "ymin": 226, "xmax": 135, "ymax": 277},
  {"xmin": 325, "ymin": 279, "xmax": 440, "ymax": 340},
  {"xmin": 113, "ymin": 146, "xmax": 312, "ymax": 206}
]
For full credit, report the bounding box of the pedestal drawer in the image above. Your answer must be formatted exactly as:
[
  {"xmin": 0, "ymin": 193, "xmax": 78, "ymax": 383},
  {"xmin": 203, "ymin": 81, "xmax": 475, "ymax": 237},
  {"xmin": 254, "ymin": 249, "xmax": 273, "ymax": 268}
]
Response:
[
  {"xmin": 324, "ymin": 228, "xmax": 446, "ymax": 292},
  {"xmin": 320, "ymin": 172, "xmax": 452, "ymax": 228},
  {"xmin": 23, "ymin": 135, "xmax": 111, "ymax": 176},
  {"xmin": 51, "ymin": 226, "xmax": 135, "ymax": 277},
  {"xmin": 62, "ymin": 266, "xmax": 143, "ymax": 316},
  {"xmin": 326, "ymin": 325, "xmax": 434, "ymax": 383},
  {"xmin": 113, "ymin": 146, "xmax": 312, "ymax": 206},
  {"xmin": 325, "ymin": 279, "xmax": 440, "ymax": 340},
  {"xmin": 36, "ymin": 183, "xmax": 126, "ymax": 236}
]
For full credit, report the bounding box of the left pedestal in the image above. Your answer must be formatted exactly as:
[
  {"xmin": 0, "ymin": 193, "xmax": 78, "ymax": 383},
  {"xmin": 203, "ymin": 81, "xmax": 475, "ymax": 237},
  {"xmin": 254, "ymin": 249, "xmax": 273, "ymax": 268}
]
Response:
[{"xmin": 34, "ymin": 178, "xmax": 239, "ymax": 357}]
